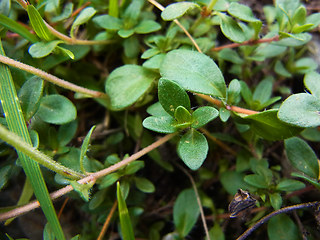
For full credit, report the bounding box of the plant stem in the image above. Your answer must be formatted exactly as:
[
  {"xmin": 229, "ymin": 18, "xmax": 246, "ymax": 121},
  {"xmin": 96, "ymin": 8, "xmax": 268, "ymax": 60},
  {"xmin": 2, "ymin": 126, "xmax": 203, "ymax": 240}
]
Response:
[
  {"xmin": 197, "ymin": 93, "xmax": 259, "ymax": 115},
  {"xmin": 236, "ymin": 201, "xmax": 319, "ymax": 240},
  {"xmin": 0, "ymin": 132, "xmax": 177, "ymax": 221},
  {"xmin": 148, "ymin": 0, "xmax": 202, "ymax": 53},
  {"xmin": 212, "ymin": 35, "xmax": 280, "ymax": 51},
  {"xmin": 0, "ymin": 124, "xmax": 85, "ymax": 179},
  {"xmin": 97, "ymin": 200, "xmax": 118, "ymax": 240},
  {"xmin": 0, "ymin": 55, "xmax": 107, "ymax": 98},
  {"xmin": 207, "ymin": 0, "xmax": 218, "ymax": 12}
]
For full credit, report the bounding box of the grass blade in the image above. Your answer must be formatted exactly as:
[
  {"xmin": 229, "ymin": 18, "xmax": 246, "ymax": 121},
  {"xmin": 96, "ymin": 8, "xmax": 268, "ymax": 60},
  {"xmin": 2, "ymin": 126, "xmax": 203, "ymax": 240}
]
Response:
[
  {"xmin": 0, "ymin": 40, "xmax": 65, "ymax": 240},
  {"xmin": 117, "ymin": 182, "xmax": 135, "ymax": 240}
]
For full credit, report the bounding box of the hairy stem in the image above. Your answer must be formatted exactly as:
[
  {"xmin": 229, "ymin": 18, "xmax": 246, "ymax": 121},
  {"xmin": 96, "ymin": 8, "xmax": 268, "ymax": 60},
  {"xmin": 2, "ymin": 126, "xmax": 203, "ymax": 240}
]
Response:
[
  {"xmin": 0, "ymin": 55, "xmax": 107, "ymax": 98},
  {"xmin": 0, "ymin": 133, "xmax": 177, "ymax": 221},
  {"xmin": 0, "ymin": 124, "xmax": 85, "ymax": 179}
]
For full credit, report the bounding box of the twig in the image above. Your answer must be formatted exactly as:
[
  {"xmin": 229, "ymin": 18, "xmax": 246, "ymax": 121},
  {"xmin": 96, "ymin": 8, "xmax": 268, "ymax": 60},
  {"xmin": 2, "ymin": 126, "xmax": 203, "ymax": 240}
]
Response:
[
  {"xmin": 212, "ymin": 35, "xmax": 280, "ymax": 51},
  {"xmin": 196, "ymin": 93, "xmax": 259, "ymax": 115},
  {"xmin": 236, "ymin": 201, "xmax": 319, "ymax": 240},
  {"xmin": 57, "ymin": 197, "xmax": 69, "ymax": 219},
  {"xmin": 0, "ymin": 55, "xmax": 107, "ymax": 98},
  {"xmin": 97, "ymin": 200, "xmax": 118, "ymax": 240},
  {"xmin": 148, "ymin": 0, "xmax": 202, "ymax": 53},
  {"xmin": 0, "ymin": 133, "xmax": 177, "ymax": 221},
  {"xmin": 176, "ymin": 164, "xmax": 210, "ymax": 240}
]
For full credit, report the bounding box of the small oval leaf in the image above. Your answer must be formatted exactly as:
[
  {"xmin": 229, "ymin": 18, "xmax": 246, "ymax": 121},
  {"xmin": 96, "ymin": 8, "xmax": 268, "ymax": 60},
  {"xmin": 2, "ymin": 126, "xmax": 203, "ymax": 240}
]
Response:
[
  {"xmin": 105, "ymin": 65, "xmax": 158, "ymax": 110},
  {"xmin": 177, "ymin": 129, "xmax": 208, "ymax": 170},
  {"xmin": 158, "ymin": 78, "xmax": 190, "ymax": 117},
  {"xmin": 160, "ymin": 49, "xmax": 226, "ymax": 97},
  {"xmin": 278, "ymin": 93, "xmax": 320, "ymax": 128},
  {"xmin": 191, "ymin": 106, "xmax": 219, "ymax": 128},
  {"xmin": 36, "ymin": 94, "xmax": 77, "ymax": 125},
  {"xmin": 27, "ymin": 5, "xmax": 54, "ymax": 41},
  {"xmin": 161, "ymin": 2, "xmax": 199, "ymax": 21},
  {"xmin": 285, "ymin": 137, "xmax": 319, "ymax": 179}
]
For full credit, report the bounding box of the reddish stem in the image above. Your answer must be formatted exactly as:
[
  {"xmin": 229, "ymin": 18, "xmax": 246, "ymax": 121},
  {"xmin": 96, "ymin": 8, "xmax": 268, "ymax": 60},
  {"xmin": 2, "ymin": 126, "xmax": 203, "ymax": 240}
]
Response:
[{"xmin": 212, "ymin": 35, "xmax": 280, "ymax": 51}]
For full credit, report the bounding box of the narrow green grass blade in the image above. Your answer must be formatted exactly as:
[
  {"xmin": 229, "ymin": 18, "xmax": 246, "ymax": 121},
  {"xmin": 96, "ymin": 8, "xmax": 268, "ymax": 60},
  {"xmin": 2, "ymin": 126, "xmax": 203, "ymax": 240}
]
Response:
[
  {"xmin": 0, "ymin": 14, "xmax": 39, "ymax": 43},
  {"xmin": 0, "ymin": 40, "xmax": 65, "ymax": 240},
  {"xmin": 117, "ymin": 182, "xmax": 135, "ymax": 240}
]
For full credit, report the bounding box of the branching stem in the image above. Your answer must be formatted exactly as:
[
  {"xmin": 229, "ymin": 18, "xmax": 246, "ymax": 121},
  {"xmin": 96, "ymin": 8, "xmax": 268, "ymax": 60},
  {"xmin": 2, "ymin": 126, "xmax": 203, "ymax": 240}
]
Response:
[{"xmin": 0, "ymin": 133, "xmax": 177, "ymax": 221}]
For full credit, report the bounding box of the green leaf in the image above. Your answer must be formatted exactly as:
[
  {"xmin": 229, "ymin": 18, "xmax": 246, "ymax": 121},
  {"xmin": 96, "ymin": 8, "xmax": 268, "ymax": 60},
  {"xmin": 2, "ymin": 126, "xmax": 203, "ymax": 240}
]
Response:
[
  {"xmin": 51, "ymin": 3, "xmax": 73, "ymax": 23},
  {"xmin": 28, "ymin": 40, "xmax": 63, "ymax": 58},
  {"xmin": 291, "ymin": 172, "xmax": 320, "ymax": 189},
  {"xmin": 191, "ymin": 106, "xmax": 219, "ymax": 129},
  {"xmin": 267, "ymin": 214, "xmax": 300, "ymax": 240},
  {"xmin": 70, "ymin": 180, "xmax": 94, "ymax": 202},
  {"xmin": 117, "ymin": 182, "xmax": 135, "ymax": 240},
  {"xmin": 27, "ymin": 5, "xmax": 54, "ymax": 41},
  {"xmin": 244, "ymin": 174, "xmax": 269, "ymax": 188},
  {"xmin": 158, "ymin": 78, "xmax": 191, "ymax": 117},
  {"xmin": 207, "ymin": 223, "xmax": 225, "ymax": 240},
  {"xmin": 221, "ymin": 171, "xmax": 251, "ymax": 195},
  {"xmin": 276, "ymin": 179, "xmax": 305, "ymax": 192},
  {"xmin": 285, "ymin": 137, "xmax": 319, "ymax": 179},
  {"xmin": 118, "ymin": 28, "xmax": 135, "ymax": 38},
  {"xmin": 243, "ymin": 109, "xmax": 302, "ymax": 140},
  {"xmin": 160, "ymin": 49, "xmax": 226, "ymax": 97},
  {"xmin": 278, "ymin": 93, "xmax": 320, "ymax": 128},
  {"xmin": 218, "ymin": 48, "xmax": 243, "ymax": 64},
  {"xmin": 125, "ymin": 160, "xmax": 145, "ymax": 175},
  {"xmin": 79, "ymin": 126, "xmax": 95, "ymax": 173},
  {"xmin": 291, "ymin": 5, "xmax": 306, "ymax": 26},
  {"xmin": 219, "ymin": 107, "xmax": 230, "ymax": 122},
  {"xmin": 304, "ymin": 71, "xmax": 320, "ymax": 99},
  {"xmin": 135, "ymin": 20, "xmax": 161, "ymax": 34},
  {"xmin": 71, "ymin": 7, "xmax": 96, "ymax": 38},
  {"xmin": 0, "ymin": 42, "xmax": 66, "ymax": 240},
  {"xmin": 36, "ymin": 94, "xmax": 77, "ymax": 125},
  {"xmin": 146, "ymin": 102, "xmax": 171, "ymax": 117},
  {"xmin": 228, "ymin": 2, "xmax": 261, "ymax": 23},
  {"xmin": 0, "ymin": 14, "xmax": 39, "ymax": 43},
  {"xmin": 18, "ymin": 76, "xmax": 44, "ymax": 121},
  {"xmin": 134, "ymin": 177, "xmax": 155, "ymax": 193},
  {"xmin": 93, "ymin": 14, "xmax": 123, "ymax": 30},
  {"xmin": 105, "ymin": 65, "xmax": 157, "ymax": 110},
  {"xmin": 252, "ymin": 77, "xmax": 273, "ymax": 107},
  {"xmin": 274, "ymin": 60, "xmax": 292, "ymax": 77},
  {"xmin": 55, "ymin": 46, "xmax": 75, "ymax": 60},
  {"xmin": 143, "ymin": 115, "xmax": 177, "ymax": 133},
  {"xmin": 57, "ymin": 120, "xmax": 78, "ymax": 147},
  {"xmin": 123, "ymin": 35, "xmax": 139, "ymax": 58},
  {"xmin": 240, "ymin": 81, "xmax": 253, "ymax": 104},
  {"xmin": 177, "ymin": 129, "xmax": 208, "ymax": 170},
  {"xmin": 227, "ymin": 79, "xmax": 241, "ymax": 105},
  {"xmin": 99, "ymin": 172, "xmax": 119, "ymax": 189},
  {"xmin": 161, "ymin": 2, "xmax": 199, "ymax": 21},
  {"xmin": 173, "ymin": 189, "xmax": 200, "ymax": 237},
  {"xmin": 269, "ymin": 192, "xmax": 282, "ymax": 210},
  {"xmin": 218, "ymin": 13, "xmax": 246, "ymax": 43},
  {"xmin": 174, "ymin": 106, "xmax": 192, "ymax": 127},
  {"xmin": 306, "ymin": 13, "xmax": 320, "ymax": 30}
]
